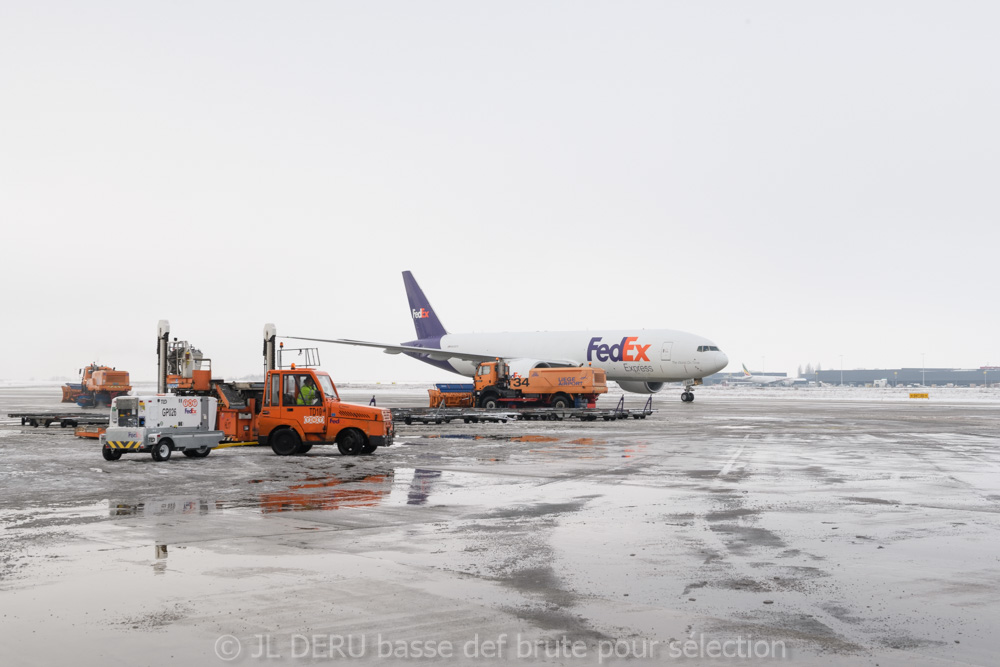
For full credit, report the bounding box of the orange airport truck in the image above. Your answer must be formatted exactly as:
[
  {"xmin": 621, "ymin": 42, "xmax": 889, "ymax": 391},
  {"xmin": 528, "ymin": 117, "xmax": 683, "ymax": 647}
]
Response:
[
  {"xmin": 144, "ymin": 321, "xmax": 393, "ymax": 458},
  {"xmin": 428, "ymin": 360, "xmax": 607, "ymax": 409},
  {"xmin": 63, "ymin": 363, "xmax": 131, "ymax": 408}
]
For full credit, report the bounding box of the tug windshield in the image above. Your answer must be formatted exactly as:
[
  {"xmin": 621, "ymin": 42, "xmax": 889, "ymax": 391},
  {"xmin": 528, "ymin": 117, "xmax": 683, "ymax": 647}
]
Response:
[{"xmin": 317, "ymin": 374, "xmax": 338, "ymax": 401}]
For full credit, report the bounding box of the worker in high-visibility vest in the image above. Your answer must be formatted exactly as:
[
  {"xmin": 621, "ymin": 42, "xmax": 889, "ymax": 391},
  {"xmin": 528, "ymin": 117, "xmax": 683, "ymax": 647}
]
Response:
[{"xmin": 297, "ymin": 377, "xmax": 320, "ymax": 405}]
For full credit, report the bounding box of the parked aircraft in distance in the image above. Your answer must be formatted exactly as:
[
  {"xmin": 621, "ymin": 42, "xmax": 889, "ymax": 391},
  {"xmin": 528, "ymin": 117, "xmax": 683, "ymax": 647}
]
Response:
[
  {"xmin": 741, "ymin": 364, "xmax": 806, "ymax": 386},
  {"xmin": 288, "ymin": 272, "xmax": 729, "ymax": 402}
]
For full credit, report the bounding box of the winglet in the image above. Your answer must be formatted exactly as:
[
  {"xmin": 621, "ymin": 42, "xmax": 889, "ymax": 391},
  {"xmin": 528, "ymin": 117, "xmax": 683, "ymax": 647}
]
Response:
[{"xmin": 403, "ymin": 271, "xmax": 448, "ymax": 340}]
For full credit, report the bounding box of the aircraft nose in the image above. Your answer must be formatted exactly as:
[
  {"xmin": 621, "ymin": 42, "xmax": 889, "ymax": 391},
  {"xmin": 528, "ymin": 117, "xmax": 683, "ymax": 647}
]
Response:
[{"xmin": 716, "ymin": 351, "xmax": 729, "ymax": 373}]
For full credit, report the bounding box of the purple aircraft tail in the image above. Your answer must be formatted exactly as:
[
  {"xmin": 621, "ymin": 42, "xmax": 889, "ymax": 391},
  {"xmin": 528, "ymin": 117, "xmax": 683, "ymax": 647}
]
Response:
[{"xmin": 403, "ymin": 271, "xmax": 448, "ymax": 340}]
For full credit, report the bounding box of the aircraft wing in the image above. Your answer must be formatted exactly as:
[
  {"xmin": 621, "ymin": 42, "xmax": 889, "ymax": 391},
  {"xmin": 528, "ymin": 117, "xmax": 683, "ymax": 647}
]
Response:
[
  {"xmin": 282, "ymin": 336, "xmax": 500, "ymax": 364},
  {"xmin": 282, "ymin": 336, "xmax": 581, "ymax": 369}
]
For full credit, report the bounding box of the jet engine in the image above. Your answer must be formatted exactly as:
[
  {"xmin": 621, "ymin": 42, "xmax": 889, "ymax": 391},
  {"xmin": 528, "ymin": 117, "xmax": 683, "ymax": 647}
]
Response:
[{"xmin": 616, "ymin": 380, "xmax": 665, "ymax": 394}]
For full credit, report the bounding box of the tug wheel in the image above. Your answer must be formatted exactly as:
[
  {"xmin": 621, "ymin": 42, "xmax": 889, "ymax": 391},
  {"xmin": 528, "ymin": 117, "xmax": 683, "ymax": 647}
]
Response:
[
  {"xmin": 102, "ymin": 446, "xmax": 122, "ymax": 461},
  {"xmin": 336, "ymin": 429, "xmax": 365, "ymax": 456},
  {"xmin": 270, "ymin": 429, "xmax": 301, "ymax": 456}
]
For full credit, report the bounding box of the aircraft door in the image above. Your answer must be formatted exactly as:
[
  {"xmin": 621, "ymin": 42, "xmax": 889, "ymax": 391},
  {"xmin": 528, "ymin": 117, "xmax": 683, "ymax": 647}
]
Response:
[{"xmin": 660, "ymin": 342, "xmax": 673, "ymax": 373}]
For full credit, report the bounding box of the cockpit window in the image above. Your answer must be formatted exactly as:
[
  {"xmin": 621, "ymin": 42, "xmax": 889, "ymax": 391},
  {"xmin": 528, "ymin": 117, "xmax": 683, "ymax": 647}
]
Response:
[{"xmin": 697, "ymin": 345, "xmax": 721, "ymax": 352}]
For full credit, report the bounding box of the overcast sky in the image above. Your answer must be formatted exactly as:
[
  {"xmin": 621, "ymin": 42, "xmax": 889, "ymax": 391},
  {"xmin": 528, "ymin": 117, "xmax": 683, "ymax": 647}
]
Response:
[{"xmin": 2, "ymin": 1, "xmax": 997, "ymax": 383}]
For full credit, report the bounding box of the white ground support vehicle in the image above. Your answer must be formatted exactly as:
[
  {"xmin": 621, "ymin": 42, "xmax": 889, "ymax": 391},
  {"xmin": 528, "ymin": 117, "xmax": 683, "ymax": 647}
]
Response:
[{"xmin": 100, "ymin": 395, "xmax": 224, "ymax": 462}]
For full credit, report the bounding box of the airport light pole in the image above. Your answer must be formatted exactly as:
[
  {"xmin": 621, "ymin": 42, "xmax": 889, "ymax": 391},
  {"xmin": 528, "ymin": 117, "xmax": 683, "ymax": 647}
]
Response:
[
  {"xmin": 921, "ymin": 353, "xmax": 926, "ymax": 387},
  {"xmin": 839, "ymin": 355, "xmax": 844, "ymax": 386}
]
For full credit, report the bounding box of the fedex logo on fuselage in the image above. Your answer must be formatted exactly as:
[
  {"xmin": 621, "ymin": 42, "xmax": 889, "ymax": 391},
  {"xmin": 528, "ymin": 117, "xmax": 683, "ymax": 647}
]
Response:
[
  {"xmin": 412, "ymin": 308, "xmax": 430, "ymax": 320},
  {"xmin": 587, "ymin": 337, "xmax": 650, "ymax": 363}
]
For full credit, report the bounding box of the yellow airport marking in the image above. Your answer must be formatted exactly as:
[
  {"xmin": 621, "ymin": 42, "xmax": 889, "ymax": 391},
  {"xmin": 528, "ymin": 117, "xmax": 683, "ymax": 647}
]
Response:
[
  {"xmin": 909, "ymin": 393, "xmax": 930, "ymax": 399},
  {"xmin": 215, "ymin": 441, "xmax": 260, "ymax": 449}
]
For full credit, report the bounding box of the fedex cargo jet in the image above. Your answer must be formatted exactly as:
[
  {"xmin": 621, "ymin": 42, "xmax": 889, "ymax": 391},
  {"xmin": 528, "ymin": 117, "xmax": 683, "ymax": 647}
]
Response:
[{"xmin": 289, "ymin": 271, "xmax": 728, "ymax": 402}]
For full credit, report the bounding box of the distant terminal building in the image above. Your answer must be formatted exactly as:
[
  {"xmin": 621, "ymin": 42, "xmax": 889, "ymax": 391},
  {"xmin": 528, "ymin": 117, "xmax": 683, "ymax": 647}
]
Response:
[
  {"xmin": 811, "ymin": 367, "xmax": 998, "ymax": 387},
  {"xmin": 706, "ymin": 367, "xmax": 999, "ymax": 387}
]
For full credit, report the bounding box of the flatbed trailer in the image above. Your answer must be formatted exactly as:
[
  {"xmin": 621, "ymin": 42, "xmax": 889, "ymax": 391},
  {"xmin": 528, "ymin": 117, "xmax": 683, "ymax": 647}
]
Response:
[
  {"xmin": 393, "ymin": 396, "xmax": 654, "ymax": 425},
  {"xmin": 8, "ymin": 396, "xmax": 654, "ymax": 435},
  {"xmin": 8, "ymin": 412, "xmax": 109, "ymax": 428}
]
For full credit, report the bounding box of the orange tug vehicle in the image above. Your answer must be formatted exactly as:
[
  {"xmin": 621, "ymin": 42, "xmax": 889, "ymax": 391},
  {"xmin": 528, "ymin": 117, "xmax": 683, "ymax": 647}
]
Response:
[{"xmin": 99, "ymin": 322, "xmax": 392, "ymax": 461}]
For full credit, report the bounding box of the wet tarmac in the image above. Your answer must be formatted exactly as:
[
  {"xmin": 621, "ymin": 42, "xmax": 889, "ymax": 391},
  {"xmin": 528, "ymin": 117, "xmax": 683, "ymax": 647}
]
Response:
[{"xmin": 1, "ymin": 384, "xmax": 999, "ymax": 665}]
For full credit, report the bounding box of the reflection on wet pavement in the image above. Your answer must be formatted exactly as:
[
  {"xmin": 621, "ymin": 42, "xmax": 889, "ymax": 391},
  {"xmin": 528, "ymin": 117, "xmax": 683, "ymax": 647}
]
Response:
[
  {"xmin": 258, "ymin": 471, "xmax": 395, "ymax": 513},
  {"xmin": 153, "ymin": 543, "xmax": 167, "ymax": 575},
  {"xmin": 406, "ymin": 469, "xmax": 442, "ymax": 505},
  {"xmin": 111, "ymin": 499, "xmax": 223, "ymax": 517}
]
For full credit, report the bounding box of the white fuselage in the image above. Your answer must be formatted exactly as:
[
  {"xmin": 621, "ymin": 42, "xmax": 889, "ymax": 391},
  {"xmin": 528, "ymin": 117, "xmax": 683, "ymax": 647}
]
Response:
[
  {"xmin": 742, "ymin": 374, "xmax": 804, "ymax": 386},
  {"xmin": 433, "ymin": 329, "xmax": 728, "ymax": 383}
]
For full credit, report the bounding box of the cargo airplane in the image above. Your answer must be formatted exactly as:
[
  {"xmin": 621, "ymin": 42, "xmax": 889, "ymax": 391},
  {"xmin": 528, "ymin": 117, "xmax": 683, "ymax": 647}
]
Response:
[
  {"xmin": 740, "ymin": 364, "xmax": 806, "ymax": 386},
  {"xmin": 288, "ymin": 271, "xmax": 728, "ymax": 402}
]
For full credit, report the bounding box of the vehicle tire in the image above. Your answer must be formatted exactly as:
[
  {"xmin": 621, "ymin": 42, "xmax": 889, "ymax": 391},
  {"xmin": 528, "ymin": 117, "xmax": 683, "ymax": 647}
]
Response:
[
  {"xmin": 151, "ymin": 439, "xmax": 173, "ymax": 462},
  {"xmin": 337, "ymin": 429, "xmax": 365, "ymax": 456},
  {"xmin": 479, "ymin": 393, "xmax": 500, "ymax": 409},
  {"xmin": 405, "ymin": 417, "xmax": 413, "ymax": 425},
  {"xmin": 688, "ymin": 393, "xmax": 695, "ymax": 402},
  {"xmin": 102, "ymin": 445, "xmax": 122, "ymax": 461},
  {"xmin": 551, "ymin": 396, "xmax": 571, "ymax": 409},
  {"xmin": 360, "ymin": 442, "xmax": 378, "ymax": 455},
  {"xmin": 270, "ymin": 429, "xmax": 301, "ymax": 456},
  {"xmin": 296, "ymin": 443, "xmax": 313, "ymax": 454},
  {"xmin": 183, "ymin": 446, "xmax": 211, "ymax": 458}
]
